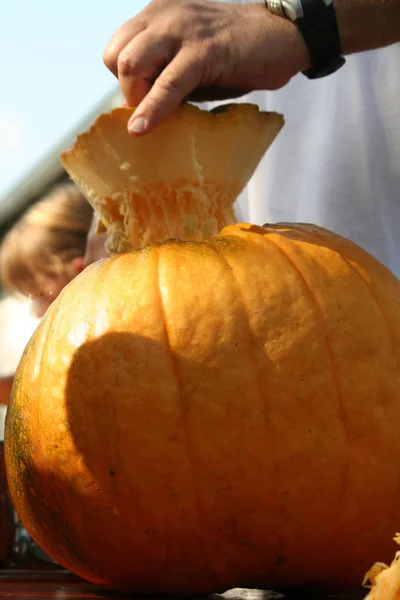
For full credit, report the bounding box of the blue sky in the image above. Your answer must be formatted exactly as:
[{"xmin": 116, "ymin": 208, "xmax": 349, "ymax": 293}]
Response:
[{"xmin": 0, "ymin": 0, "xmax": 148, "ymax": 197}]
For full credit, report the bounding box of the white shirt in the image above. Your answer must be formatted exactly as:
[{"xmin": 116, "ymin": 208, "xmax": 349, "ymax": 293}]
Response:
[
  {"xmin": 0, "ymin": 296, "xmax": 39, "ymax": 377},
  {"xmin": 214, "ymin": 2, "xmax": 400, "ymax": 277}
]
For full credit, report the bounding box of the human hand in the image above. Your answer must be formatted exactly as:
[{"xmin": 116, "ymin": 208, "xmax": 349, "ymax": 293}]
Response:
[{"xmin": 103, "ymin": 0, "xmax": 310, "ymax": 135}]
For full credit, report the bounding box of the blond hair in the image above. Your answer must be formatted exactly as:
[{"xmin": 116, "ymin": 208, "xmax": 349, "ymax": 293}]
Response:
[{"xmin": 0, "ymin": 183, "xmax": 93, "ymax": 298}]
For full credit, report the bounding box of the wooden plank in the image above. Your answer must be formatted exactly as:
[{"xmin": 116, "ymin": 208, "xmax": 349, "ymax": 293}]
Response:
[{"xmin": 0, "ymin": 571, "xmax": 368, "ymax": 600}]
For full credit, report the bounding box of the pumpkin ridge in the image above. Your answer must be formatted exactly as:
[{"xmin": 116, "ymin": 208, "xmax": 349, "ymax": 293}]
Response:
[
  {"xmin": 284, "ymin": 225, "xmax": 400, "ymax": 541},
  {"xmin": 287, "ymin": 224, "xmax": 400, "ymax": 391},
  {"xmin": 338, "ymin": 269, "xmax": 399, "ymax": 385},
  {"xmin": 154, "ymin": 244, "xmax": 210, "ymax": 582},
  {"xmin": 37, "ymin": 296, "xmax": 60, "ymax": 455},
  {"xmin": 7, "ymin": 307, "xmax": 97, "ymax": 576},
  {"xmin": 265, "ymin": 234, "xmax": 349, "ymax": 439},
  {"xmin": 228, "ymin": 227, "xmax": 353, "ymax": 506},
  {"xmin": 37, "ymin": 302, "xmax": 84, "ymax": 567},
  {"xmin": 204, "ymin": 237, "xmax": 271, "ymax": 430},
  {"xmin": 261, "ymin": 233, "xmax": 356, "ymax": 552},
  {"xmin": 222, "ymin": 225, "xmax": 351, "ymax": 446}
]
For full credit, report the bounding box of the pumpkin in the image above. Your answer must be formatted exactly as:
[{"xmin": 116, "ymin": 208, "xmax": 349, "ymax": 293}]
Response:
[{"xmin": 5, "ymin": 104, "xmax": 400, "ymax": 597}]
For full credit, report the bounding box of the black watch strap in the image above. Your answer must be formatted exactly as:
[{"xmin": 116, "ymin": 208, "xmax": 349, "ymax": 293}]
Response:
[{"xmin": 294, "ymin": 0, "xmax": 345, "ymax": 78}]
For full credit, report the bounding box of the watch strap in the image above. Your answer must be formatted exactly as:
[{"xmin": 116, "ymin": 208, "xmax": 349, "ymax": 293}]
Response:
[{"xmin": 294, "ymin": 0, "xmax": 345, "ymax": 78}]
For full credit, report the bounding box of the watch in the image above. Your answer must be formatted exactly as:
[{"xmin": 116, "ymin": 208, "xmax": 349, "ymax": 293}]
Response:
[{"xmin": 265, "ymin": 0, "xmax": 346, "ymax": 79}]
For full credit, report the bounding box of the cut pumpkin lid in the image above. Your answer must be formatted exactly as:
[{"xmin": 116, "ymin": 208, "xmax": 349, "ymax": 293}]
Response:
[{"xmin": 61, "ymin": 103, "xmax": 284, "ymax": 254}]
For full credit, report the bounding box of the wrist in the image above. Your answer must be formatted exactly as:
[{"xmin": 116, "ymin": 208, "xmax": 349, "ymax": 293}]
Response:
[
  {"xmin": 250, "ymin": 2, "xmax": 312, "ymax": 84},
  {"xmin": 263, "ymin": 0, "xmax": 346, "ymax": 79},
  {"xmin": 279, "ymin": 16, "xmax": 313, "ymax": 74}
]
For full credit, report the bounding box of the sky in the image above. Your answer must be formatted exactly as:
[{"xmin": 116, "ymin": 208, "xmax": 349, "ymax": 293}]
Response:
[{"xmin": 0, "ymin": 0, "xmax": 148, "ymax": 198}]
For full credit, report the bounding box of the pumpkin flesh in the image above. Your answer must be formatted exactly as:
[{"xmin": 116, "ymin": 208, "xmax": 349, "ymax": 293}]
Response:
[{"xmin": 60, "ymin": 104, "xmax": 284, "ymax": 253}]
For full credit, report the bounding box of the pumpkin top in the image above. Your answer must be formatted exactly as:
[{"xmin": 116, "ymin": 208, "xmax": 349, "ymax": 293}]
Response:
[{"xmin": 60, "ymin": 103, "xmax": 284, "ymax": 253}]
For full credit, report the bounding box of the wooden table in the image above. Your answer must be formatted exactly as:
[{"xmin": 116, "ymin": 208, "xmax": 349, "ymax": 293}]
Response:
[{"xmin": 0, "ymin": 570, "xmax": 369, "ymax": 600}]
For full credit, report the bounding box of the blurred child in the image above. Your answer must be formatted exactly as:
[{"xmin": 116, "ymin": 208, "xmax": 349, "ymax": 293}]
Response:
[
  {"xmin": 0, "ymin": 183, "xmax": 94, "ymax": 406},
  {"xmin": 0, "ymin": 183, "xmax": 93, "ymax": 318}
]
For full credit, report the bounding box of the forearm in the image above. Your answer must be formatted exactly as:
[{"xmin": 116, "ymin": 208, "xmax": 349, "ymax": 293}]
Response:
[
  {"xmin": 335, "ymin": 0, "xmax": 400, "ymax": 54},
  {"xmin": 250, "ymin": 0, "xmax": 400, "ymax": 89}
]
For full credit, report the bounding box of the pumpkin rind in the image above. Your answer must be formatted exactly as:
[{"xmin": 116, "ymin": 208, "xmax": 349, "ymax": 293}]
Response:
[{"xmin": 5, "ymin": 222, "xmax": 400, "ymax": 595}]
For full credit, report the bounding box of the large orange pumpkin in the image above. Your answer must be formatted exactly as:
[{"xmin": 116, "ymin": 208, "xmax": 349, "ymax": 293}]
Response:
[{"xmin": 5, "ymin": 104, "xmax": 400, "ymax": 597}]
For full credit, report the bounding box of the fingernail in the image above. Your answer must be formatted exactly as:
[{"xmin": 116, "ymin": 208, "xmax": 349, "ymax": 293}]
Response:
[{"xmin": 128, "ymin": 116, "xmax": 147, "ymax": 134}]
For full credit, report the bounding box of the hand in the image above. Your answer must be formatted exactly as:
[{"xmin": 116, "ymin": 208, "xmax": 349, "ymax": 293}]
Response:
[{"xmin": 103, "ymin": 0, "xmax": 310, "ymax": 135}]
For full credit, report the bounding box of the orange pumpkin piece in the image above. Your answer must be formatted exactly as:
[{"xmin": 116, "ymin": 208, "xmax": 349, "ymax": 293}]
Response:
[
  {"xmin": 5, "ymin": 103, "xmax": 400, "ymax": 597},
  {"xmin": 363, "ymin": 535, "xmax": 400, "ymax": 599},
  {"xmin": 60, "ymin": 103, "xmax": 284, "ymax": 253}
]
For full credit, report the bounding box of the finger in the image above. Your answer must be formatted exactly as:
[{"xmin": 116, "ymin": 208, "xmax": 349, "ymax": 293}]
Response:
[
  {"xmin": 121, "ymin": 79, "xmax": 153, "ymax": 109},
  {"xmin": 103, "ymin": 16, "xmax": 147, "ymax": 78},
  {"xmin": 127, "ymin": 48, "xmax": 205, "ymax": 135},
  {"xmin": 117, "ymin": 32, "xmax": 175, "ymax": 106}
]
